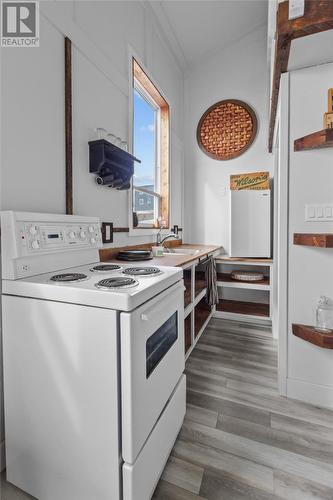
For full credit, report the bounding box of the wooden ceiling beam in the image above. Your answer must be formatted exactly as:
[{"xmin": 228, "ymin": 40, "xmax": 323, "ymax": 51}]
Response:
[{"xmin": 268, "ymin": 0, "xmax": 333, "ymax": 152}]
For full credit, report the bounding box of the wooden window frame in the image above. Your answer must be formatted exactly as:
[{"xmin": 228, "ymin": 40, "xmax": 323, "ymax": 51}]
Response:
[{"xmin": 131, "ymin": 58, "xmax": 170, "ymax": 230}]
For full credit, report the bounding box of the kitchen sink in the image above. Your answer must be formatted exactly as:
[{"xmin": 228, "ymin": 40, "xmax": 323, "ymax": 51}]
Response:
[{"xmin": 163, "ymin": 248, "xmax": 202, "ymax": 256}]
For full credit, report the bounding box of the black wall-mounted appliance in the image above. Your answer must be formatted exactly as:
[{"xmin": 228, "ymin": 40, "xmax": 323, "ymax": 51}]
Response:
[{"xmin": 89, "ymin": 139, "xmax": 141, "ymax": 191}]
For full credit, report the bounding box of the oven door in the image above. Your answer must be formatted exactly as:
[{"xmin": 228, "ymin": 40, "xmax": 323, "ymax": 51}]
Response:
[{"xmin": 120, "ymin": 280, "xmax": 184, "ymax": 464}]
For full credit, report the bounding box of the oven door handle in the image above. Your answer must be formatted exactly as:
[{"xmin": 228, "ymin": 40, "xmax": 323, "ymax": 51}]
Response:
[{"xmin": 140, "ymin": 285, "xmax": 186, "ymax": 322}]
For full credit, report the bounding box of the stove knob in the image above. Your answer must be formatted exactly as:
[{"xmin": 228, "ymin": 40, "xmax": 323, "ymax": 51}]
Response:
[
  {"xmin": 88, "ymin": 225, "xmax": 94, "ymax": 234},
  {"xmin": 69, "ymin": 231, "xmax": 75, "ymax": 239},
  {"xmin": 32, "ymin": 240, "xmax": 40, "ymax": 249},
  {"xmin": 80, "ymin": 230, "xmax": 86, "ymax": 239},
  {"xmin": 90, "ymin": 237, "xmax": 96, "ymax": 244},
  {"xmin": 30, "ymin": 226, "xmax": 38, "ymax": 235}
]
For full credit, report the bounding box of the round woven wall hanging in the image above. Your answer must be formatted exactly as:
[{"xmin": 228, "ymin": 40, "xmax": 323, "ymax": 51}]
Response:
[{"xmin": 197, "ymin": 99, "xmax": 257, "ymax": 160}]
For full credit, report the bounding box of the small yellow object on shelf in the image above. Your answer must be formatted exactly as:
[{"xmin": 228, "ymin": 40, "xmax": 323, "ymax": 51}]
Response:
[
  {"xmin": 324, "ymin": 113, "xmax": 333, "ymax": 129},
  {"xmin": 328, "ymin": 88, "xmax": 333, "ymax": 112},
  {"xmin": 323, "ymin": 88, "xmax": 333, "ymax": 129}
]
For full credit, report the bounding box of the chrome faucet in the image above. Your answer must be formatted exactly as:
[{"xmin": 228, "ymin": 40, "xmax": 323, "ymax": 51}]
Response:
[{"xmin": 156, "ymin": 229, "xmax": 178, "ymax": 246}]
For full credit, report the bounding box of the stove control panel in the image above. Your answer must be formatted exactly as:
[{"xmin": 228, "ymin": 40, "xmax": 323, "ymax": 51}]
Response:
[
  {"xmin": 20, "ymin": 223, "xmax": 102, "ymax": 253},
  {"xmin": 1, "ymin": 211, "xmax": 103, "ymax": 280}
]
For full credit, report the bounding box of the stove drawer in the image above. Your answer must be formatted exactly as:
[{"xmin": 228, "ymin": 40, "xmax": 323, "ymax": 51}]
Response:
[
  {"xmin": 120, "ymin": 281, "xmax": 184, "ymax": 464},
  {"xmin": 123, "ymin": 375, "xmax": 186, "ymax": 500}
]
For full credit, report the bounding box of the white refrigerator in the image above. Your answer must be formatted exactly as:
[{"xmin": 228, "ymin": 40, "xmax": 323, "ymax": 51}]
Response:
[{"xmin": 229, "ymin": 189, "xmax": 271, "ymax": 258}]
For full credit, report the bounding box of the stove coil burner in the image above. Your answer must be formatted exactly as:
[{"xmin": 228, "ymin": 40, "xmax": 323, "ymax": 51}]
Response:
[
  {"xmin": 90, "ymin": 264, "xmax": 122, "ymax": 272},
  {"xmin": 50, "ymin": 273, "xmax": 88, "ymax": 283},
  {"xmin": 122, "ymin": 267, "xmax": 162, "ymax": 277},
  {"xmin": 95, "ymin": 277, "xmax": 139, "ymax": 290}
]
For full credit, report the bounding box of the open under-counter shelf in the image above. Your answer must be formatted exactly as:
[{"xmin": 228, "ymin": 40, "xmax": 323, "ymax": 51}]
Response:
[
  {"xmin": 184, "ymin": 281, "xmax": 192, "ymax": 308},
  {"xmin": 183, "ymin": 267, "xmax": 192, "ymax": 309},
  {"xmin": 195, "ymin": 298, "xmax": 212, "ymax": 337},
  {"xmin": 183, "ymin": 253, "xmax": 220, "ymax": 360},
  {"xmin": 216, "ymin": 299, "xmax": 269, "ymax": 318},
  {"xmin": 293, "ymin": 233, "xmax": 333, "ymax": 248},
  {"xmin": 214, "ymin": 256, "xmax": 272, "ymax": 322},
  {"xmin": 292, "ymin": 324, "xmax": 333, "ymax": 349},
  {"xmin": 215, "ymin": 256, "xmax": 273, "ymax": 265},
  {"xmin": 195, "ymin": 271, "xmax": 206, "ymax": 297},
  {"xmin": 294, "ymin": 128, "xmax": 333, "ymax": 152},
  {"xmin": 185, "ymin": 314, "xmax": 192, "ymax": 353},
  {"xmin": 217, "ymin": 272, "xmax": 270, "ymax": 291}
]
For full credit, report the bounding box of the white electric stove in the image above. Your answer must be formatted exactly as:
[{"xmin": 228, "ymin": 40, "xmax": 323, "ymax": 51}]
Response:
[{"xmin": 1, "ymin": 211, "xmax": 186, "ymax": 500}]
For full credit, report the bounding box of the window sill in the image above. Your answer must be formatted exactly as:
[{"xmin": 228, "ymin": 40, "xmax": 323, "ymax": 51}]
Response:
[{"xmin": 129, "ymin": 227, "xmax": 159, "ymax": 237}]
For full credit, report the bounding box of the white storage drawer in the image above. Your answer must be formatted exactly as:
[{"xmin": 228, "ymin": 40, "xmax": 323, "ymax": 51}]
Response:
[{"xmin": 123, "ymin": 375, "xmax": 186, "ymax": 500}]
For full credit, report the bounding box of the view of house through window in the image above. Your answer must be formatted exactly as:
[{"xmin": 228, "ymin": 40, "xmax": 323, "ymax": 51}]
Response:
[
  {"xmin": 132, "ymin": 59, "xmax": 169, "ymax": 228},
  {"xmin": 133, "ymin": 86, "xmax": 159, "ymax": 225}
]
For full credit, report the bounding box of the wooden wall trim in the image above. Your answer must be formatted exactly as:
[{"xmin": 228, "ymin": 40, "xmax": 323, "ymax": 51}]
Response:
[
  {"xmin": 268, "ymin": 0, "xmax": 333, "ymax": 152},
  {"xmin": 65, "ymin": 37, "xmax": 73, "ymax": 215}
]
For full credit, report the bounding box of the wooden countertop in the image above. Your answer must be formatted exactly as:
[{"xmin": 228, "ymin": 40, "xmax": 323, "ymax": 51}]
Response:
[{"xmin": 105, "ymin": 244, "xmax": 221, "ymax": 268}]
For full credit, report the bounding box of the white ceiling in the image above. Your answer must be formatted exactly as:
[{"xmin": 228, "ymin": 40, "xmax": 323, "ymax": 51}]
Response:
[{"xmin": 149, "ymin": 0, "xmax": 268, "ymax": 70}]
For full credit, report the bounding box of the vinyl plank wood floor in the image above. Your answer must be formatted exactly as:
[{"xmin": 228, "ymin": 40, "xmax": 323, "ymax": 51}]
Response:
[
  {"xmin": 153, "ymin": 318, "xmax": 333, "ymax": 500},
  {"xmin": 1, "ymin": 319, "xmax": 333, "ymax": 499}
]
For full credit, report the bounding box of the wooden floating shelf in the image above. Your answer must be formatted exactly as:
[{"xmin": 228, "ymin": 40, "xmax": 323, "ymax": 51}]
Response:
[
  {"xmin": 292, "ymin": 323, "xmax": 333, "ymax": 349},
  {"xmin": 216, "ymin": 299, "xmax": 269, "ymax": 318},
  {"xmin": 293, "ymin": 233, "xmax": 333, "ymax": 248},
  {"xmin": 294, "ymin": 128, "xmax": 333, "ymax": 151}
]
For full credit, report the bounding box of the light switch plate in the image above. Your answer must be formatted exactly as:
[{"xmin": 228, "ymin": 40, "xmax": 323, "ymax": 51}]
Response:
[
  {"xmin": 289, "ymin": 0, "xmax": 305, "ymax": 20},
  {"xmin": 101, "ymin": 222, "xmax": 113, "ymax": 243},
  {"xmin": 305, "ymin": 204, "xmax": 333, "ymax": 222}
]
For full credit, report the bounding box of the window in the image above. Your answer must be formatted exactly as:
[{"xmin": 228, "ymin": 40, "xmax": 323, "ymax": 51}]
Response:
[{"xmin": 132, "ymin": 58, "xmax": 170, "ymax": 229}]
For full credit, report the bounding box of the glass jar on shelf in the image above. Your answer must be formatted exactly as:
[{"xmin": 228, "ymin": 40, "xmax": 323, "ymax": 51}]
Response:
[
  {"xmin": 95, "ymin": 127, "xmax": 108, "ymax": 140},
  {"xmin": 106, "ymin": 133, "xmax": 117, "ymax": 145},
  {"xmin": 315, "ymin": 296, "xmax": 333, "ymax": 332}
]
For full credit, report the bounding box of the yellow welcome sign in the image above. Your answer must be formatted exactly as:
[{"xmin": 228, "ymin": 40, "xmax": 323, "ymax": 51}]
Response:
[{"xmin": 230, "ymin": 171, "xmax": 270, "ymax": 190}]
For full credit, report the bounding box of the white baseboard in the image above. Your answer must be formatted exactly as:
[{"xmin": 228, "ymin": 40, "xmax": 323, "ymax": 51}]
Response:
[
  {"xmin": 287, "ymin": 377, "xmax": 333, "ymax": 410},
  {"xmin": 0, "ymin": 439, "xmax": 5, "ymax": 472}
]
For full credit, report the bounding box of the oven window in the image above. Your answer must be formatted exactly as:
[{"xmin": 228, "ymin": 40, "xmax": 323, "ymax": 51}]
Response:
[{"xmin": 146, "ymin": 312, "xmax": 178, "ymax": 378}]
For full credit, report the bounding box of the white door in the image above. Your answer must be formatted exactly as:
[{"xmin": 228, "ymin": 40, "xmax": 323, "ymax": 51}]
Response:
[
  {"xmin": 230, "ymin": 190, "xmax": 271, "ymax": 257},
  {"xmin": 120, "ymin": 281, "xmax": 184, "ymax": 464}
]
